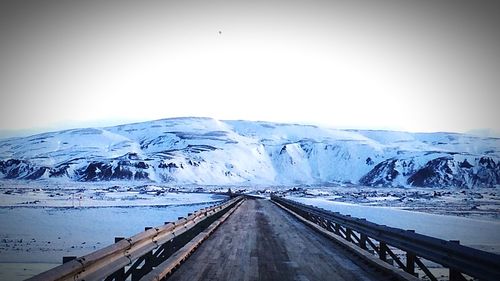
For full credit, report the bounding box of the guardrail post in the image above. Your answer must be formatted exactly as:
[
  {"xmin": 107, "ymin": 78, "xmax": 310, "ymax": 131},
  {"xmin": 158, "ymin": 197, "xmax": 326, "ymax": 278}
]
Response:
[
  {"xmin": 406, "ymin": 252, "xmax": 416, "ymax": 275},
  {"xmin": 379, "ymin": 242, "xmax": 387, "ymax": 262},
  {"xmin": 334, "ymin": 223, "xmax": 340, "ymax": 235},
  {"xmin": 346, "ymin": 228, "xmax": 352, "ymax": 242},
  {"xmin": 449, "ymin": 240, "xmax": 467, "ymax": 281},
  {"xmin": 142, "ymin": 227, "xmax": 155, "ymax": 273},
  {"xmin": 62, "ymin": 256, "xmax": 76, "ymax": 264},
  {"xmin": 108, "ymin": 237, "xmax": 126, "ymax": 281},
  {"xmin": 360, "ymin": 233, "xmax": 367, "ymax": 250},
  {"xmin": 406, "ymin": 230, "xmax": 416, "ymax": 276}
]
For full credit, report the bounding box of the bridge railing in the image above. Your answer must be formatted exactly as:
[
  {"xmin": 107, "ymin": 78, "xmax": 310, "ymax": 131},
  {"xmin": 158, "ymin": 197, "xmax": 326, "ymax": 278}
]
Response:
[
  {"xmin": 28, "ymin": 196, "xmax": 244, "ymax": 281},
  {"xmin": 271, "ymin": 194, "xmax": 500, "ymax": 281}
]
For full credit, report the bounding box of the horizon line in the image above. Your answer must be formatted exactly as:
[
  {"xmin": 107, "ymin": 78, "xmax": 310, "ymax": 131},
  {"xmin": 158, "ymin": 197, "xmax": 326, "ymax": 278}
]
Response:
[{"xmin": 1, "ymin": 116, "xmax": 499, "ymax": 140}]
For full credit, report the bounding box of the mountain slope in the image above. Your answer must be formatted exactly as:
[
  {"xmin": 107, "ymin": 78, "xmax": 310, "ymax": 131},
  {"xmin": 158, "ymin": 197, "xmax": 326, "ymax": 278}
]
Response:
[{"xmin": 0, "ymin": 117, "xmax": 498, "ymax": 187}]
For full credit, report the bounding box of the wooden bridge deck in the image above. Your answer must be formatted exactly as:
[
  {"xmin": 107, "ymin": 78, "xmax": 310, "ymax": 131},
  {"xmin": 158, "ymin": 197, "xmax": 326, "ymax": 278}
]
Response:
[{"xmin": 167, "ymin": 198, "xmax": 394, "ymax": 281}]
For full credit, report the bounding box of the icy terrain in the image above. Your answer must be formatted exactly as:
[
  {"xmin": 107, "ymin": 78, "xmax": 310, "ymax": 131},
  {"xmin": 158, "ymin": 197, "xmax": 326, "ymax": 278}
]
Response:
[
  {"xmin": 0, "ymin": 117, "xmax": 499, "ymax": 187},
  {"xmin": 0, "ymin": 182, "xmax": 226, "ymax": 281},
  {"xmin": 287, "ymin": 195, "xmax": 500, "ymax": 254},
  {"xmin": 0, "ymin": 181, "xmax": 225, "ymax": 208},
  {"xmin": 275, "ymin": 186, "xmax": 500, "ymax": 220}
]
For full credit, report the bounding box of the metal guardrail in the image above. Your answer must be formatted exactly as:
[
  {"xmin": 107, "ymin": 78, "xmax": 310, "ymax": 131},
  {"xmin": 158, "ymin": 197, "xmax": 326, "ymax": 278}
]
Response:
[
  {"xmin": 271, "ymin": 195, "xmax": 500, "ymax": 281},
  {"xmin": 28, "ymin": 196, "xmax": 244, "ymax": 281},
  {"xmin": 140, "ymin": 198, "xmax": 245, "ymax": 281}
]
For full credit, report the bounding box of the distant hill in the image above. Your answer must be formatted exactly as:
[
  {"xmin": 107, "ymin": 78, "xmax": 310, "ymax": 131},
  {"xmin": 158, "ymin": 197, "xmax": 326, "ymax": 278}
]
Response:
[{"xmin": 0, "ymin": 117, "xmax": 498, "ymax": 188}]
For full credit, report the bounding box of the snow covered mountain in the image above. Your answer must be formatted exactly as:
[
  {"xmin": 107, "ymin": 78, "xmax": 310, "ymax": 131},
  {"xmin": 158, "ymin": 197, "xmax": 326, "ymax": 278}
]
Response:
[{"xmin": 0, "ymin": 117, "xmax": 498, "ymax": 188}]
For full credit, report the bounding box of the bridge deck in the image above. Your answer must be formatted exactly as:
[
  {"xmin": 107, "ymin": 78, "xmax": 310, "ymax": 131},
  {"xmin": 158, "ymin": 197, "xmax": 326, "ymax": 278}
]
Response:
[{"xmin": 167, "ymin": 198, "xmax": 393, "ymax": 281}]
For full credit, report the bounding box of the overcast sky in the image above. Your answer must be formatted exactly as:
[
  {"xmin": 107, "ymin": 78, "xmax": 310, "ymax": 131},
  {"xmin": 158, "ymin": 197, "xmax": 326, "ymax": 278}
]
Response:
[{"xmin": 1, "ymin": 0, "xmax": 499, "ymax": 136}]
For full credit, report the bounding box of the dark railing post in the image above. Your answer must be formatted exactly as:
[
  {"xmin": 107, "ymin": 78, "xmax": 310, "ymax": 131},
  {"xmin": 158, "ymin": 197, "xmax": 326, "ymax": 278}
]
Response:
[
  {"xmin": 360, "ymin": 233, "xmax": 367, "ymax": 250},
  {"xmin": 346, "ymin": 228, "xmax": 352, "ymax": 242},
  {"xmin": 110, "ymin": 237, "xmax": 126, "ymax": 281},
  {"xmin": 142, "ymin": 227, "xmax": 155, "ymax": 274},
  {"xmin": 62, "ymin": 256, "xmax": 76, "ymax": 264},
  {"xmin": 406, "ymin": 230, "xmax": 416, "ymax": 275},
  {"xmin": 406, "ymin": 252, "xmax": 416, "ymax": 275},
  {"xmin": 334, "ymin": 223, "xmax": 340, "ymax": 235},
  {"xmin": 449, "ymin": 240, "xmax": 467, "ymax": 281},
  {"xmin": 379, "ymin": 241, "xmax": 387, "ymax": 262}
]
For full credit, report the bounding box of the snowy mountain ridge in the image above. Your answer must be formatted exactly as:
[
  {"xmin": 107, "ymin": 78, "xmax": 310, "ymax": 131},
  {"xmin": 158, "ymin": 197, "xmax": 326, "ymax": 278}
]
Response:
[{"xmin": 0, "ymin": 117, "xmax": 498, "ymax": 188}]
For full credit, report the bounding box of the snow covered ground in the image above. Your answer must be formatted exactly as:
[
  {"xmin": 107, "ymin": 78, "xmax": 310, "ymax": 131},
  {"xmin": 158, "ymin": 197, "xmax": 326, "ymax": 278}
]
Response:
[
  {"xmin": 278, "ymin": 186, "xmax": 500, "ymax": 221},
  {"xmin": 0, "ymin": 185, "xmax": 224, "ymax": 208},
  {"xmin": 0, "ymin": 181, "xmax": 227, "ymax": 281},
  {"xmin": 288, "ymin": 196, "xmax": 500, "ymax": 253}
]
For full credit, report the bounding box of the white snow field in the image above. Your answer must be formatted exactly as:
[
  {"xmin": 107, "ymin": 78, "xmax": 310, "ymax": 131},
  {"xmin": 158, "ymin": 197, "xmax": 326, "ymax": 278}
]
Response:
[
  {"xmin": 0, "ymin": 187, "xmax": 227, "ymax": 281},
  {"xmin": 280, "ymin": 186, "xmax": 500, "ymax": 221},
  {"xmin": 288, "ymin": 196, "xmax": 500, "ymax": 254}
]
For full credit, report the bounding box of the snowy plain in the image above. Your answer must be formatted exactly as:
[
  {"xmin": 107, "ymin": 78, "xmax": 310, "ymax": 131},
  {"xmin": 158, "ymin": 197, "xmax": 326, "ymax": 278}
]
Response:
[
  {"xmin": 279, "ymin": 186, "xmax": 500, "ymax": 250},
  {"xmin": 287, "ymin": 196, "xmax": 500, "ymax": 254},
  {"xmin": 279, "ymin": 186, "xmax": 500, "ymax": 221},
  {"xmin": 0, "ymin": 181, "xmax": 227, "ymax": 281}
]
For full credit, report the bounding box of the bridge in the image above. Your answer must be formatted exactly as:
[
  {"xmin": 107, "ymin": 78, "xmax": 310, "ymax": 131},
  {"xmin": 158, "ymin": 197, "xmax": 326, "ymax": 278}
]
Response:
[{"xmin": 28, "ymin": 195, "xmax": 500, "ymax": 281}]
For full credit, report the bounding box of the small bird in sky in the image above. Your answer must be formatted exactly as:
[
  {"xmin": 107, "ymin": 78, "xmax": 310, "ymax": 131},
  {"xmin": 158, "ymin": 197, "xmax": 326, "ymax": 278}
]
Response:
[{"xmin": 218, "ymin": 30, "xmax": 222, "ymax": 35}]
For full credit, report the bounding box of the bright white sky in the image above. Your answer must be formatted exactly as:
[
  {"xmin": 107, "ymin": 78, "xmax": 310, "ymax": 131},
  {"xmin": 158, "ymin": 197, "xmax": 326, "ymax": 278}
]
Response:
[{"xmin": 1, "ymin": 0, "xmax": 499, "ymax": 136}]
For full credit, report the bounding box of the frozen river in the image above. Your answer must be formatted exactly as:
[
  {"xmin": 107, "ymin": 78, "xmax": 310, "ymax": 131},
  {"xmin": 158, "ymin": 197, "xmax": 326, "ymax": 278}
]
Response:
[{"xmin": 288, "ymin": 196, "xmax": 500, "ymax": 254}]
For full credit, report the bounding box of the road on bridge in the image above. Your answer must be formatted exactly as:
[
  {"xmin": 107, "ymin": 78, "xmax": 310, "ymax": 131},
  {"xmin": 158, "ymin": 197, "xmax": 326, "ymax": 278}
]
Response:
[{"xmin": 167, "ymin": 198, "xmax": 395, "ymax": 281}]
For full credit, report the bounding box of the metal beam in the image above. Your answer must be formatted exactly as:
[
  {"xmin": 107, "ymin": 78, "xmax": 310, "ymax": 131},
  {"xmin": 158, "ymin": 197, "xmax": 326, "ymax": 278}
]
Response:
[{"xmin": 271, "ymin": 195, "xmax": 500, "ymax": 281}]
